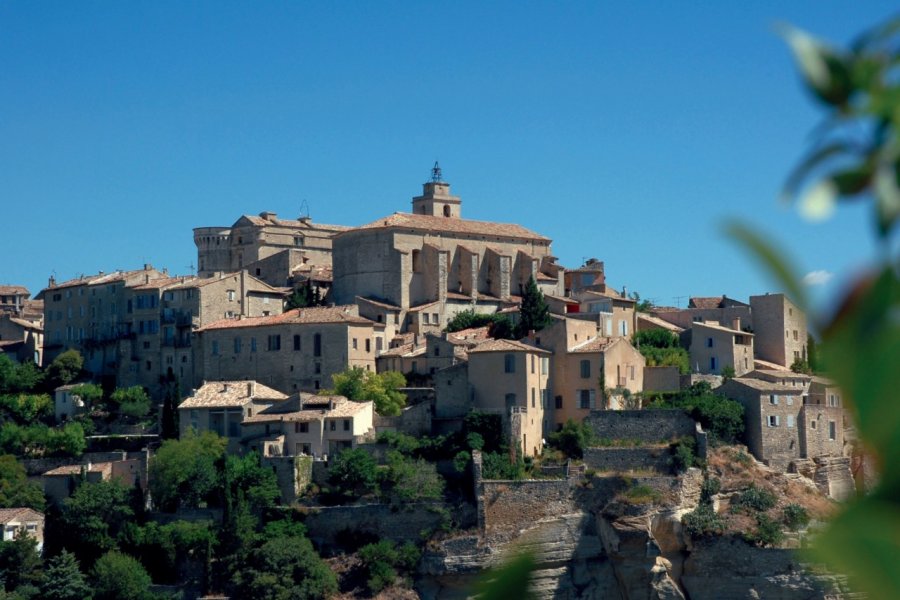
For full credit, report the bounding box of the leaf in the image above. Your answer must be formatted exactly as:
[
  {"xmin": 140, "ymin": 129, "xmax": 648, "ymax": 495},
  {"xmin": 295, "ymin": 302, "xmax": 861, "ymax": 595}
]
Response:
[
  {"xmin": 820, "ymin": 266, "xmax": 900, "ymax": 474},
  {"xmin": 722, "ymin": 221, "xmax": 809, "ymax": 313},
  {"xmin": 781, "ymin": 141, "xmax": 849, "ymax": 204},
  {"xmin": 777, "ymin": 23, "xmax": 854, "ymax": 107},
  {"xmin": 830, "ymin": 164, "xmax": 873, "ymax": 196},
  {"xmin": 473, "ymin": 551, "xmax": 536, "ymax": 600},
  {"xmin": 849, "ymin": 17, "xmax": 900, "ymax": 53},
  {"xmin": 807, "ymin": 494, "xmax": 900, "ymax": 598},
  {"xmin": 873, "ymin": 156, "xmax": 900, "ymax": 236}
]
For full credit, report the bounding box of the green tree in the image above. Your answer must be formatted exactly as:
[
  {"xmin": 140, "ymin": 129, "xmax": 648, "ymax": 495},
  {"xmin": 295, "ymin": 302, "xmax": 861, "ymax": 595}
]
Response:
[
  {"xmin": 331, "ymin": 367, "xmax": 407, "ymax": 416},
  {"xmin": 91, "ymin": 551, "xmax": 152, "ymax": 600},
  {"xmin": 645, "ymin": 382, "xmax": 744, "ymax": 444},
  {"xmin": 0, "ymin": 534, "xmax": 42, "ymax": 594},
  {"xmin": 628, "ymin": 291, "xmax": 654, "ymax": 312},
  {"xmin": 327, "ymin": 448, "xmax": 378, "ymax": 500},
  {"xmin": 0, "ymin": 357, "xmax": 43, "ymax": 395},
  {"xmin": 233, "ymin": 535, "xmax": 337, "ymax": 600},
  {"xmin": 0, "ymin": 456, "xmax": 44, "ymax": 511},
  {"xmin": 633, "ymin": 330, "xmax": 690, "ymax": 374},
  {"xmin": 150, "ymin": 430, "xmax": 227, "ymax": 512},
  {"xmin": 548, "ymin": 419, "xmax": 596, "ymax": 460},
  {"xmin": 40, "ymin": 550, "xmax": 91, "ymax": 600},
  {"xmin": 358, "ymin": 540, "xmax": 420, "ymax": 595},
  {"xmin": 445, "ymin": 310, "xmax": 516, "ymax": 340},
  {"xmin": 382, "ymin": 451, "xmax": 444, "ymax": 503},
  {"xmin": 110, "ymin": 386, "xmax": 151, "ymax": 419},
  {"xmin": 160, "ymin": 382, "xmax": 180, "ymax": 440},
  {"xmin": 59, "ymin": 479, "xmax": 135, "ymax": 565},
  {"xmin": 0, "ymin": 394, "xmax": 52, "ymax": 425},
  {"xmin": 286, "ymin": 279, "xmax": 323, "ymax": 310},
  {"xmin": 45, "ymin": 350, "xmax": 83, "ymax": 389},
  {"xmin": 517, "ymin": 276, "xmax": 551, "ymax": 336},
  {"xmin": 67, "ymin": 384, "xmax": 102, "ymax": 413}
]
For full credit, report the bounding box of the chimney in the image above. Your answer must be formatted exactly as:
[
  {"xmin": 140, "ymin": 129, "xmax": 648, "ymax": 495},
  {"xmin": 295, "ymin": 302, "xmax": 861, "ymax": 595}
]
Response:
[
  {"xmin": 732, "ymin": 317, "xmax": 741, "ymax": 331},
  {"xmin": 223, "ymin": 383, "xmax": 229, "ymax": 392},
  {"xmin": 144, "ymin": 263, "xmax": 152, "ymax": 271},
  {"xmin": 48, "ymin": 276, "xmax": 56, "ymax": 287},
  {"xmin": 247, "ymin": 381, "xmax": 254, "ymax": 397}
]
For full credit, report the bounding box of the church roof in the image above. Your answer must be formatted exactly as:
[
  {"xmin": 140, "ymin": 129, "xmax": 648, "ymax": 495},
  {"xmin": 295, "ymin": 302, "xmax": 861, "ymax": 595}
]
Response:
[{"xmin": 343, "ymin": 212, "xmax": 550, "ymax": 242}]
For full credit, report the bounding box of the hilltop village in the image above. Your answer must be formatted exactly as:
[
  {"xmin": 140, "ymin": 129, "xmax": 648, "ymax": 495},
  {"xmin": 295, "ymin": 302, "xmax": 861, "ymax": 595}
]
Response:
[{"xmin": 0, "ymin": 167, "xmax": 860, "ymax": 599}]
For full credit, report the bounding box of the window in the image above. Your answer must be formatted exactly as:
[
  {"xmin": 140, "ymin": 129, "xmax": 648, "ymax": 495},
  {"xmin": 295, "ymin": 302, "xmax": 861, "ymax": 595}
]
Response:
[
  {"xmin": 423, "ymin": 313, "xmax": 430, "ymax": 324},
  {"xmin": 411, "ymin": 361, "xmax": 418, "ymax": 373},
  {"xmin": 314, "ymin": 362, "xmax": 321, "ymax": 374},
  {"xmin": 770, "ymin": 394, "xmax": 779, "ymax": 405},
  {"xmin": 294, "ymin": 335, "xmax": 301, "ymax": 351},
  {"xmin": 541, "ymin": 357, "xmax": 549, "ymax": 375},
  {"xmin": 352, "ymin": 338, "xmax": 358, "ymax": 350},
  {"xmin": 296, "ymin": 422, "xmax": 309, "ymax": 433},
  {"xmin": 829, "ymin": 421, "xmax": 837, "ymax": 440},
  {"xmin": 505, "ymin": 393, "xmax": 517, "ymax": 409},
  {"xmin": 504, "ymin": 354, "xmax": 515, "ymax": 373},
  {"xmin": 811, "ymin": 419, "xmax": 818, "ymax": 430},
  {"xmin": 767, "ymin": 415, "xmax": 780, "ymax": 427},
  {"xmin": 343, "ymin": 419, "xmax": 350, "ymax": 431},
  {"xmin": 786, "ymin": 395, "xmax": 793, "ymax": 406},
  {"xmin": 710, "ymin": 356, "xmax": 717, "ymax": 371},
  {"xmin": 211, "ymin": 341, "xmax": 219, "ymax": 356},
  {"xmin": 706, "ymin": 337, "xmax": 714, "ymax": 348},
  {"xmin": 578, "ymin": 389, "xmax": 596, "ymax": 410},
  {"xmin": 227, "ymin": 290, "xmax": 236, "ymax": 301},
  {"xmin": 313, "ymin": 333, "xmax": 322, "ymax": 357},
  {"xmin": 531, "ymin": 388, "xmax": 535, "ymax": 408},
  {"xmin": 250, "ymin": 337, "xmax": 257, "ymax": 352},
  {"xmin": 829, "ymin": 394, "xmax": 837, "ymax": 407},
  {"xmin": 432, "ymin": 312, "xmax": 439, "ymax": 324},
  {"xmin": 619, "ymin": 320, "xmax": 628, "ymax": 336},
  {"xmin": 580, "ymin": 360, "xmax": 590, "ymax": 378},
  {"xmin": 629, "ymin": 366, "xmax": 635, "ymax": 380},
  {"xmin": 555, "ymin": 395, "xmax": 563, "ymax": 409},
  {"xmin": 234, "ymin": 337, "xmax": 242, "ymax": 354},
  {"xmin": 787, "ymin": 415, "xmax": 795, "ymax": 428},
  {"xmin": 793, "ymin": 330, "xmax": 799, "ymax": 341},
  {"xmin": 329, "ymin": 421, "xmax": 336, "ymax": 432},
  {"xmin": 365, "ymin": 339, "xmax": 371, "ymax": 353},
  {"xmin": 268, "ymin": 335, "xmax": 281, "ymax": 351}
]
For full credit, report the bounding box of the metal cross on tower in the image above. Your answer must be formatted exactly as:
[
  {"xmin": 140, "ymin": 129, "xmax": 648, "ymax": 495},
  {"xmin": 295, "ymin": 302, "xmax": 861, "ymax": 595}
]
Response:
[{"xmin": 431, "ymin": 161, "xmax": 443, "ymax": 183}]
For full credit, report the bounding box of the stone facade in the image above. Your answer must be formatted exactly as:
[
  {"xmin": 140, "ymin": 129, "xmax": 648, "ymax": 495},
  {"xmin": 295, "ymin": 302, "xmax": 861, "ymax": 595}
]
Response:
[
  {"xmin": 688, "ymin": 320, "xmax": 754, "ymax": 377},
  {"xmin": 331, "ymin": 179, "xmax": 563, "ymax": 332},
  {"xmin": 749, "ymin": 293, "xmax": 807, "ymax": 368},
  {"xmin": 192, "ymin": 305, "xmax": 380, "ymax": 394},
  {"xmin": 584, "ymin": 410, "xmax": 698, "ymax": 443},
  {"xmin": 582, "ymin": 447, "xmax": 673, "ymax": 474},
  {"xmin": 194, "ymin": 212, "xmax": 348, "ymax": 287},
  {"xmin": 0, "ymin": 313, "xmax": 42, "ymax": 364}
]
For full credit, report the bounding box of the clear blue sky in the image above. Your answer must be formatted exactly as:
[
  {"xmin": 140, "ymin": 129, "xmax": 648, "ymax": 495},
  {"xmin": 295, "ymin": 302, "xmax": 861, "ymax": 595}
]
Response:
[{"xmin": 1, "ymin": 3, "xmax": 894, "ymax": 310}]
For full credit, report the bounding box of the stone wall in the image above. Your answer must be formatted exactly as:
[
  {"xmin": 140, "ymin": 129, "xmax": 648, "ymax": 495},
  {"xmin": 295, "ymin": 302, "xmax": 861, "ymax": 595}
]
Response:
[
  {"xmin": 480, "ymin": 478, "xmax": 575, "ymax": 539},
  {"xmin": 21, "ymin": 450, "xmax": 140, "ymax": 476},
  {"xmin": 301, "ymin": 503, "xmax": 449, "ymax": 550},
  {"xmin": 262, "ymin": 455, "xmax": 313, "ymax": 504},
  {"xmin": 583, "ymin": 447, "xmax": 672, "ymax": 474},
  {"xmin": 374, "ymin": 398, "xmax": 433, "ymax": 436},
  {"xmin": 584, "ymin": 410, "xmax": 697, "ymax": 443},
  {"xmin": 643, "ymin": 366, "xmax": 681, "ymax": 393}
]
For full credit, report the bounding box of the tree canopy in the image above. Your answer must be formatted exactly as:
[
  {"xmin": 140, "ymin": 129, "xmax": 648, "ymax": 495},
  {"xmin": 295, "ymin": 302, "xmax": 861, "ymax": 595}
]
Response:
[
  {"xmin": 331, "ymin": 367, "xmax": 407, "ymax": 416},
  {"xmin": 149, "ymin": 430, "xmax": 227, "ymax": 512},
  {"xmin": 517, "ymin": 276, "xmax": 551, "ymax": 336}
]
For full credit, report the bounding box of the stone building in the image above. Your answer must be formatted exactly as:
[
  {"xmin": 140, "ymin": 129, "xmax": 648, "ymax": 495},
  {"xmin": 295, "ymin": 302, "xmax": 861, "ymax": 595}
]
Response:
[
  {"xmin": 651, "ymin": 295, "xmax": 752, "ymax": 330},
  {"xmin": 177, "ymin": 380, "xmax": 288, "ymax": 451},
  {"xmin": 0, "ymin": 314, "xmax": 42, "ymax": 364},
  {"xmin": 242, "ymin": 393, "xmax": 374, "ymax": 458},
  {"xmin": 563, "ymin": 258, "xmax": 606, "ymax": 295},
  {"xmin": 38, "ymin": 266, "xmax": 168, "ymax": 371},
  {"xmin": 688, "ymin": 320, "xmax": 754, "ymax": 377},
  {"xmin": 0, "ymin": 508, "xmax": 44, "ymax": 551},
  {"xmin": 570, "ymin": 289, "xmax": 637, "ymax": 338},
  {"xmin": 194, "ymin": 212, "xmax": 348, "ymax": 287},
  {"xmin": 749, "ymin": 293, "xmax": 808, "ymax": 368},
  {"xmin": 0, "ymin": 286, "xmax": 30, "ymax": 315},
  {"xmin": 467, "ymin": 339, "xmax": 551, "ymax": 457},
  {"xmin": 192, "ymin": 305, "xmax": 381, "ymax": 394},
  {"xmin": 719, "ymin": 375, "xmax": 843, "ymax": 469},
  {"xmin": 331, "ymin": 172, "xmax": 564, "ymax": 333},
  {"xmin": 43, "ymin": 458, "xmax": 146, "ymax": 505},
  {"xmin": 54, "ymin": 384, "xmax": 87, "ymax": 422}
]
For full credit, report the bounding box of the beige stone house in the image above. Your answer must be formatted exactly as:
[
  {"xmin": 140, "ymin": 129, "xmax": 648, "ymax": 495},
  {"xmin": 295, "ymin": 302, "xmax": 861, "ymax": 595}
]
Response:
[
  {"xmin": 688, "ymin": 320, "xmax": 754, "ymax": 377},
  {"xmin": 563, "ymin": 258, "xmax": 606, "ymax": 296},
  {"xmin": 43, "ymin": 458, "xmax": 146, "ymax": 505},
  {"xmin": 749, "ymin": 293, "xmax": 808, "ymax": 368},
  {"xmin": 651, "ymin": 295, "xmax": 752, "ymax": 330},
  {"xmin": 54, "ymin": 384, "xmax": 88, "ymax": 422},
  {"xmin": 193, "ymin": 305, "xmax": 381, "ymax": 394},
  {"xmin": 570, "ymin": 289, "xmax": 637, "ymax": 338},
  {"xmin": 0, "ymin": 508, "xmax": 44, "ymax": 551},
  {"xmin": 242, "ymin": 393, "xmax": 374, "ymax": 458},
  {"xmin": 331, "ymin": 174, "xmax": 564, "ymax": 333},
  {"xmin": 194, "ymin": 212, "xmax": 348, "ymax": 287},
  {"xmin": 719, "ymin": 376, "xmax": 843, "ymax": 469},
  {"xmin": 178, "ymin": 380, "xmax": 288, "ymax": 451},
  {"xmin": 0, "ymin": 314, "xmax": 43, "ymax": 364},
  {"xmin": 467, "ymin": 339, "xmax": 551, "ymax": 457},
  {"xmin": 0, "ymin": 286, "xmax": 31, "ymax": 315}
]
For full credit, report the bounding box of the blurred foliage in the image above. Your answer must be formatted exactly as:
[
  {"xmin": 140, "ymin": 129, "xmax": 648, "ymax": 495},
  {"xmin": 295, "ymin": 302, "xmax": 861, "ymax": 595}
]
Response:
[
  {"xmin": 726, "ymin": 15, "xmax": 900, "ymax": 597},
  {"xmin": 330, "ymin": 366, "xmax": 407, "ymax": 416}
]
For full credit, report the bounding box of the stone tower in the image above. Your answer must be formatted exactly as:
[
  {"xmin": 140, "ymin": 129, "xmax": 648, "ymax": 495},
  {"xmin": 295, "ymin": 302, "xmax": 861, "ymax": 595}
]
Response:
[{"xmin": 411, "ymin": 162, "xmax": 461, "ymax": 218}]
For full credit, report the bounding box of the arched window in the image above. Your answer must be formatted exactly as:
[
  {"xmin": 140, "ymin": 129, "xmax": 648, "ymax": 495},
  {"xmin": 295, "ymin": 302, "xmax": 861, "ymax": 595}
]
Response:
[{"xmin": 443, "ymin": 205, "xmax": 451, "ymax": 217}]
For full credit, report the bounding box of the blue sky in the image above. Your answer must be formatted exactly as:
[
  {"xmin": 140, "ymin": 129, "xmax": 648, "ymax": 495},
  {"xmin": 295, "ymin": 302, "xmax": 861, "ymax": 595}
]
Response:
[{"xmin": 1, "ymin": 3, "xmax": 895, "ymax": 311}]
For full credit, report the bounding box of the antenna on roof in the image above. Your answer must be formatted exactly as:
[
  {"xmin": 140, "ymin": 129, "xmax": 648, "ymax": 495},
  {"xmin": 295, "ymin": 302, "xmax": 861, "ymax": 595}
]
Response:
[
  {"xmin": 673, "ymin": 295, "xmax": 687, "ymax": 308},
  {"xmin": 431, "ymin": 161, "xmax": 443, "ymax": 183},
  {"xmin": 298, "ymin": 199, "xmax": 310, "ymax": 220},
  {"xmin": 186, "ymin": 262, "xmax": 195, "ymax": 275}
]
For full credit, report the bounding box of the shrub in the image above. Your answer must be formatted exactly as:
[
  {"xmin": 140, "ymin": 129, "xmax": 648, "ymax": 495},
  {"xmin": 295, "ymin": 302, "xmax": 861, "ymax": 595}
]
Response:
[
  {"xmin": 700, "ymin": 477, "xmax": 721, "ymax": 504},
  {"xmin": 682, "ymin": 503, "xmax": 726, "ymax": 537},
  {"xmin": 453, "ymin": 450, "xmax": 471, "ymax": 473},
  {"xmin": 733, "ymin": 484, "xmax": 777, "ymax": 513},
  {"xmin": 669, "ymin": 437, "xmax": 697, "ymax": 473},
  {"xmin": 548, "ymin": 419, "xmax": 595, "ymax": 459},
  {"xmin": 358, "ymin": 540, "xmax": 420, "ymax": 594},
  {"xmin": 481, "ymin": 450, "xmax": 525, "ymax": 480},
  {"xmin": 783, "ymin": 503, "xmax": 810, "ymax": 531},
  {"xmin": 621, "ymin": 484, "xmax": 663, "ymax": 505},
  {"xmin": 747, "ymin": 513, "xmax": 784, "ymax": 547},
  {"xmin": 328, "ymin": 448, "xmax": 379, "ymax": 500}
]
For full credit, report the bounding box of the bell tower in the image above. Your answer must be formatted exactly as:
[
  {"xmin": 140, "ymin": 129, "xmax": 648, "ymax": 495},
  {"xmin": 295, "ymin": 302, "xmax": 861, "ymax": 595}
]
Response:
[{"xmin": 412, "ymin": 162, "xmax": 461, "ymax": 218}]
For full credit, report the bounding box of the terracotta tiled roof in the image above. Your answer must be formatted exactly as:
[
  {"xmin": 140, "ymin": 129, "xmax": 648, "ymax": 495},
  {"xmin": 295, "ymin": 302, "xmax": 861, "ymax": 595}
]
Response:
[
  {"xmin": 243, "ymin": 395, "xmax": 371, "ymax": 423},
  {"xmin": 569, "ymin": 336, "xmax": 618, "ymax": 353},
  {"xmin": 356, "ymin": 296, "xmax": 402, "ymax": 311},
  {"xmin": 44, "ymin": 463, "xmax": 112, "ymax": 477},
  {"xmin": 178, "ymin": 380, "xmax": 288, "ymax": 409},
  {"xmin": 726, "ymin": 377, "xmax": 800, "ymax": 393},
  {"xmin": 544, "ymin": 294, "xmax": 578, "ymax": 304},
  {"xmin": 408, "ymin": 301, "xmax": 440, "ymax": 312},
  {"xmin": 7, "ymin": 317, "xmax": 42, "ymax": 331},
  {"xmin": 689, "ymin": 296, "xmax": 726, "ymax": 309},
  {"xmin": 535, "ymin": 272, "xmax": 557, "ymax": 281},
  {"xmin": 345, "ymin": 212, "xmax": 550, "ymax": 241},
  {"xmin": 0, "ymin": 508, "xmax": 43, "ymax": 523},
  {"xmin": 637, "ymin": 314, "xmax": 684, "ymax": 333},
  {"xmin": 236, "ymin": 214, "xmax": 349, "ymax": 231},
  {"xmin": 753, "ymin": 359, "xmax": 790, "ymax": 372},
  {"xmin": 447, "ymin": 326, "xmax": 492, "ymax": 344},
  {"xmin": 378, "ymin": 343, "xmax": 425, "ymax": 358},
  {"xmin": 0, "ymin": 286, "xmax": 29, "ymax": 296},
  {"xmin": 468, "ymin": 338, "xmax": 550, "ymax": 354},
  {"xmin": 197, "ymin": 306, "xmax": 373, "ymax": 331},
  {"xmin": 130, "ymin": 276, "xmax": 193, "ymax": 290},
  {"xmin": 693, "ymin": 321, "xmax": 752, "ymax": 335},
  {"xmin": 168, "ymin": 273, "xmax": 283, "ymax": 293}
]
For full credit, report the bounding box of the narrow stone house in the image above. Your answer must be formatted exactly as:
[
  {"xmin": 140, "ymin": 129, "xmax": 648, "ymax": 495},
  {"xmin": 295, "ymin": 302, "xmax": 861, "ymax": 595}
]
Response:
[
  {"xmin": 688, "ymin": 320, "xmax": 754, "ymax": 377},
  {"xmin": 0, "ymin": 508, "xmax": 44, "ymax": 551}
]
